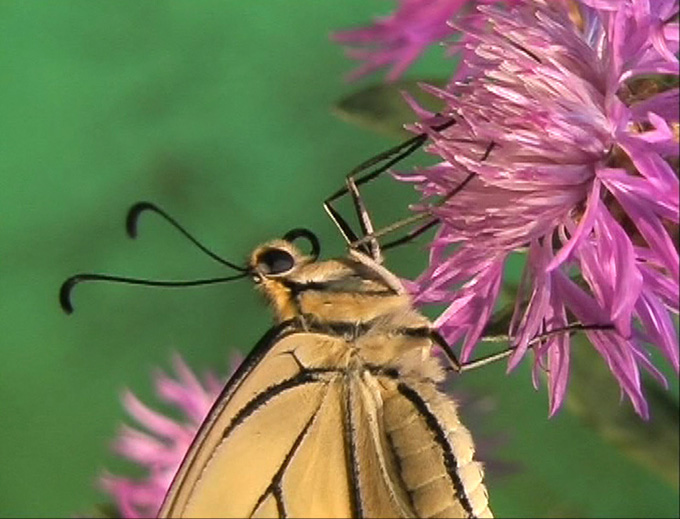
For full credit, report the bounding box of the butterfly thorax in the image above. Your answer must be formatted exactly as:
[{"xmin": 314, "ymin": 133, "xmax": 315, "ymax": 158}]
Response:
[{"xmin": 249, "ymin": 242, "xmax": 439, "ymax": 380}]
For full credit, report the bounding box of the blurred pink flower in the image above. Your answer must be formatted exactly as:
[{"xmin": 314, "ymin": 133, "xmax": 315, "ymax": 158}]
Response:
[
  {"xmin": 100, "ymin": 354, "xmax": 235, "ymax": 519},
  {"xmin": 399, "ymin": 0, "xmax": 679, "ymax": 418},
  {"xmin": 333, "ymin": 0, "xmax": 471, "ymax": 81}
]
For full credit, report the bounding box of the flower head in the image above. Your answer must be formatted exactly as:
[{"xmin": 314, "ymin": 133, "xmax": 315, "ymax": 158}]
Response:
[
  {"xmin": 401, "ymin": 0, "xmax": 679, "ymax": 417},
  {"xmin": 100, "ymin": 354, "xmax": 233, "ymax": 518}
]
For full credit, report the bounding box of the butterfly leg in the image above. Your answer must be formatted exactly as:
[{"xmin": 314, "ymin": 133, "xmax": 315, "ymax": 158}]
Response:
[
  {"xmin": 342, "ymin": 145, "xmax": 495, "ymax": 253},
  {"xmin": 429, "ymin": 322, "xmax": 615, "ymax": 373},
  {"xmin": 323, "ymin": 192, "xmax": 361, "ymax": 251},
  {"xmin": 345, "ymin": 175, "xmax": 383, "ymax": 263},
  {"xmin": 410, "ymin": 327, "xmax": 510, "ymax": 374},
  {"xmin": 324, "ymin": 132, "xmax": 428, "ymax": 257},
  {"xmin": 324, "ymin": 119, "xmax": 459, "ymax": 254},
  {"xmin": 355, "ymin": 139, "xmax": 496, "ymax": 253},
  {"xmin": 323, "ymin": 178, "xmax": 379, "ymax": 260}
]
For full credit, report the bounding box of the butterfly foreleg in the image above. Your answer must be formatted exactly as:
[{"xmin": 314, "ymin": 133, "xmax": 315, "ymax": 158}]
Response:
[{"xmin": 429, "ymin": 321, "xmax": 616, "ymax": 373}]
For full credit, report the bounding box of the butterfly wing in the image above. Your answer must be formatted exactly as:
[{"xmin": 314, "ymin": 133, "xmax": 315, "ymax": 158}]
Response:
[
  {"xmin": 159, "ymin": 323, "xmax": 491, "ymax": 519},
  {"xmin": 159, "ymin": 325, "xmax": 357, "ymax": 518}
]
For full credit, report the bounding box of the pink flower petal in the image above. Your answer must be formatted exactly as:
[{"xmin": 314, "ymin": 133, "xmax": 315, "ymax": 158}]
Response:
[{"xmin": 547, "ymin": 178, "xmax": 602, "ymax": 271}]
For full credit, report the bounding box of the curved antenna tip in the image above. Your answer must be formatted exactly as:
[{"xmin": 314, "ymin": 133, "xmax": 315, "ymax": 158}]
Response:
[
  {"xmin": 59, "ymin": 277, "xmax": 78, "ymax": 314},
  {"xmin": 126, "ymin": 201, "xmax": 158, "ymax": 239},
  {"xmin": 282, "ymin": 228, "xmax": 321, "ymax": 260},
  {"xmin": 124, "ymin": 202, "xmax": 248, "ymax": 272}
]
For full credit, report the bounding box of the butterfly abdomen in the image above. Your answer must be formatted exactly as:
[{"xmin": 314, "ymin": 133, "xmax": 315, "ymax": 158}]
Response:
[{"xmin": 381, "ymin": 379, "xmax": 492, "ymax": 519}]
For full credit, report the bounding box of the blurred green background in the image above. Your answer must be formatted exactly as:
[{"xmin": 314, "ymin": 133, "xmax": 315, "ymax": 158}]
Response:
[{"xmin": 0, "ymin": 2, "xmax": 677, "ymax": 518}]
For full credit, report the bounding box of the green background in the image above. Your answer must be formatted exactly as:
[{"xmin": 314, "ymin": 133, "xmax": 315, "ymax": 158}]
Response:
[{"xmin": 0, "ymin": 2, "xmax": 677, "ymax": 518}]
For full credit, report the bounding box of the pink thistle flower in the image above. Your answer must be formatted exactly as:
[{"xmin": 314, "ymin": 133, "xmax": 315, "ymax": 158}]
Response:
[
  {"xmin": 400, "ymin": 0, "xmax": 679, "ymax": 418},
  {"xmin": 333, "ymin": 0, "xmax": 472, "ymax": 81},
  {"xmin": 100, "ymin": 354, "xmax": 235, "ymax": 519}
]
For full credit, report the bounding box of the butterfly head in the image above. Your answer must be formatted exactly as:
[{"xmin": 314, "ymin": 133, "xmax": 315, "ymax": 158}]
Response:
[
  {"xmin": 248, "ymin": 227, "xmax": 414, "ymax": 325},
  {"xmin": 248, "ymin": 228, "xmax": 324, "ymax": 321}
]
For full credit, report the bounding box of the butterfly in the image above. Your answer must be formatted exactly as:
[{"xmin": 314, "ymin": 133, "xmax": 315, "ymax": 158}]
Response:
[
  {"xmin": 60, "ymin": 129, "xmax": 496, "ymax": 518},
  {"xmin": 60, "ymin": 203, "xmax": 493, "ymax": 519},
  {"xmin": 155, "ymin": 226, "xmax": 493, "ymax": 518}
]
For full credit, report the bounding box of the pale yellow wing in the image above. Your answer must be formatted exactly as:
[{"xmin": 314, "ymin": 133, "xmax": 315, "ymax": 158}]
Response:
[{"xmin": 159, "ymin": 327, "xmax": 354, "ymax": 518}]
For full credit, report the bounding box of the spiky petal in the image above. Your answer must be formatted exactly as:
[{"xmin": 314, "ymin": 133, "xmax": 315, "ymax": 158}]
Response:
[{"xmin": 100, "ymin": 354, "xmax": 232, "ymax": 518}]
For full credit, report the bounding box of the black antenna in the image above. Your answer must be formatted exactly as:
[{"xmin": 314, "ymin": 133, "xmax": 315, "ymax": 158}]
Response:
[
  {"xmin": 60, "ymin": 202, "xmax": 252, "ymax": 314},
  {"xmin": 282, "ymin": 228, "xmax": 320, "ymax": 260},
  {"xmin": 60, "ymin": 272, "xmax": 248, "ymax": 314},
  {"xmin": 127, "ymin": 202, "xmax": 247, "ymax": 272}
]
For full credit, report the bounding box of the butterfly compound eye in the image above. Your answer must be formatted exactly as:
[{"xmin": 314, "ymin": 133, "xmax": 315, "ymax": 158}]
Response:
[
  {"xmin": 256, "ymin": 248, "xmax": 295, "ymax": 276},
  {"xmin": 282, "ymin": 228, "xmax": 320, "ymax": 261}
]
